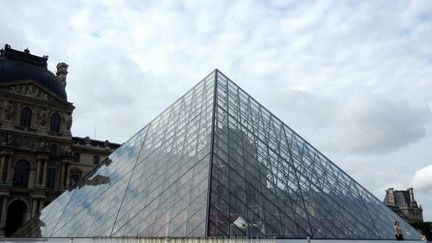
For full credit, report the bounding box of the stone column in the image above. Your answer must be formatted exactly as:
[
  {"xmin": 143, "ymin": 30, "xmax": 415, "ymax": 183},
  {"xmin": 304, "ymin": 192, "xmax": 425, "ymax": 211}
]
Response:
[
  {"xmin": 65, "ymin": 165, "xmax": 70, "ymax": 188},
  {"xmin": 41, "ymin": 161, "xmax": 47, "ymax": 187},
  {"xmin": 25, "ymin": 201, "xmax": 31, "ymax": 223},
  {"xmin": 0, "ymin": 197, "xmax": 8, "ymax": 236},
  {"xmin": 38, "ymin": 199, "xmax": 45, "ymax": 213},
  {"xmin": 31, "ymin": 199, "xmax": 38, "ymax": 218},
  {"xmin": 35, "ymin": 159, "xmax": 41, "ymax": 186},
  {"xmin": 0, "ymin": 155, "xmax": 5, "ymax": 183},
  {"xmin": 5, "ymin": 156, "xmax": 13, "ymax": 184},
  {"xmin": 408, "ymin": 187, "xmax": 415, "ymax": 206},
  {"xmin": 60, "ymin": 163, "xmax": 66, "ymax": 188},
  {"xmin": 56, "ymin": 164, "xmax": 62, "ymax": 189},
  {"xmin": 387, "ymin": 188, "xmax": 395, "ymax": 206},
  {"xmin": 28, "ymin": 167, "xmax": 35, "ymax": 189}
]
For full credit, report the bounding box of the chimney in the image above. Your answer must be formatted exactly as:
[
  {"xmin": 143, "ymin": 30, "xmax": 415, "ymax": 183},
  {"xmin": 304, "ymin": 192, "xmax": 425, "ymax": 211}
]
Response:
[
  {"xmin": 408, "ymin": 187, "xmax": 417, "ymax": 207},
  {"xmin": 56, "ymin": 62, "xmax": 69, "ymax": 87},
  {"xmin": 386, "ymin": 188, "xmax": 395, "ymax": 206}
]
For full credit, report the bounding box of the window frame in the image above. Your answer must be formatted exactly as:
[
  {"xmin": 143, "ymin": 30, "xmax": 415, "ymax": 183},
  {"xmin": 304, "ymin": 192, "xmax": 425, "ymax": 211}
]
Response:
[{"xmin": 20, "ymin": 107, "xmax": 32, "ymax": 129}]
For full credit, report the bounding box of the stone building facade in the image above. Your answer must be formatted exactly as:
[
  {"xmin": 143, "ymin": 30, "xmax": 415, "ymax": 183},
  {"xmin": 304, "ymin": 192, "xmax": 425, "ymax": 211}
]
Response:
[
  {"xmin": 0, "ymin": 44, "xmax": 120, "ymax": 237},
  {"xmin": 384, "ymin": 187, "xmax": 423, "ymax": 223}
]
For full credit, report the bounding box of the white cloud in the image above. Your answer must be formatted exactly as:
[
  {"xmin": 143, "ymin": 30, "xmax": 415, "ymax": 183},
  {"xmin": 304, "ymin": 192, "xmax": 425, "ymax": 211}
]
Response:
[
  {"xmin": 337, "ymin": 95, "xmax": 430, "ymax": 153},
  {"xmin": 412, "ymin": 164, "xmax": 432, "ymax": 221},
  {"xmin": 412, "ymin": 164, "xmax": 432, "ymax": 192},
  {"xmin": 1, "ymin": 0, "xmax": 432, "ymax": 220}
]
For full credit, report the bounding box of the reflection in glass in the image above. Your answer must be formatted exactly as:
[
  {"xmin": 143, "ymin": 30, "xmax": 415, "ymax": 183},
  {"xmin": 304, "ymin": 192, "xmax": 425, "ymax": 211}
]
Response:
[{"xmin": 207, "ymin": 71, "xmax": 420, "ymax": 240}]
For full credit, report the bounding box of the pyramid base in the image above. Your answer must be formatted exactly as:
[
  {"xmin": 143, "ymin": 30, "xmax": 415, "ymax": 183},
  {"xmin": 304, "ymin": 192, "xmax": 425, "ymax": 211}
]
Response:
[{"xmin": 2, "ymin": 238, "xmax": 421, "ymax": 243}]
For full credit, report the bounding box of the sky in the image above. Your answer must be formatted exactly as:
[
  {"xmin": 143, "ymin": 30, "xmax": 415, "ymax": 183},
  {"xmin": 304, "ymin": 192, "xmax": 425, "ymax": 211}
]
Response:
[{"xmin": 1, "ymin": 0, "xmax": 431, "ymax": 221}]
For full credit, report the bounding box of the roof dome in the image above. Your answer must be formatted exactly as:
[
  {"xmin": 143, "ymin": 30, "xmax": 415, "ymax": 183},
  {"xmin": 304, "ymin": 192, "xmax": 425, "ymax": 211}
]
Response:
[{"xmin": 0, "ymin": 45, "xmax": 67, "ymax": 101}]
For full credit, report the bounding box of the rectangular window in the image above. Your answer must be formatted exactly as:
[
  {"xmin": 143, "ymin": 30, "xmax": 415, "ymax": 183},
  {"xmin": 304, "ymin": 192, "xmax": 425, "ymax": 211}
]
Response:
[
  {"xmin": 46, "ymin": 168, "xmax": 56, "ymax": 188},
  {"xmin": 73, "ymin": 152, "xmax": 80, "ymax": 162},
  {"xmin": 93, "ymin": 155, "xmax": 100, "ymax": 165}
]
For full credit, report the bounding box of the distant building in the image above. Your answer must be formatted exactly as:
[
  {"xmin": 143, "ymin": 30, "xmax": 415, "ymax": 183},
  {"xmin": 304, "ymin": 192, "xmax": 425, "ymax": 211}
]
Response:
[
  {"xmin": 0, "ymin": 44, "xmax": 121, "ymax": 237},
  {"xmin": 384, "ymin": 187, "xmax": 423, "ymax": 223}
]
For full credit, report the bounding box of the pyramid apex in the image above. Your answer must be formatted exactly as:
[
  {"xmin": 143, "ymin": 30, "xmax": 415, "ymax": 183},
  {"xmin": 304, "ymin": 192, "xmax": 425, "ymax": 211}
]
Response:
[{"xmin": 212, "ymin": 68, "xmax": 227, "ymax": 77}]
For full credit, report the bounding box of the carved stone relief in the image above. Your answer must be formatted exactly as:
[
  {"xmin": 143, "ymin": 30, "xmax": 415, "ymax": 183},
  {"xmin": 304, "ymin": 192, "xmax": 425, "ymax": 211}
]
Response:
[
  {"xmin": 39, "ymin": 141, "xmax": 49, "ymax": 151},
  {"xmin": 0, "ymin": 132, "xmax": 64, "ymax": 152},
  {"xmin": 84, "ymin": 136, "xmax": 91, "ymax": 145},
  {"xmin": 56, "ymin": 63, "xmax": 68, "ymax": 87},
  {"xmin": 61, "ymin": 145, "xmax": 72, "ymax": 156},
  {"xmin": 63, "ymin": 113, "xmax": 72, "ymax": 131},
  {"xmin": 1, "ymin": 100, "xmax": 17, "ymax": 120},
  {"xmin": 0, "ymin": 133, "xmax": 15, "ymax": 146},
  {"xmin": 38, "ymin": 108, "xmax": 49, "ymax": 126},
  {"xmin": 9, "ymin": 84, "xmax": 49, "ymax": 100},
  {"xmin": 15, "ymin": 136, "xmax": 34, "ymax": 148}
]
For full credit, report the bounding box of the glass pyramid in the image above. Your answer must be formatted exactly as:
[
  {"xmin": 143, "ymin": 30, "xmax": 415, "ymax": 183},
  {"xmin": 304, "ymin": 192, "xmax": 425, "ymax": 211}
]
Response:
[{"xmin": 16, "ymin": 70, "xmax": 420, "ymax": 240}]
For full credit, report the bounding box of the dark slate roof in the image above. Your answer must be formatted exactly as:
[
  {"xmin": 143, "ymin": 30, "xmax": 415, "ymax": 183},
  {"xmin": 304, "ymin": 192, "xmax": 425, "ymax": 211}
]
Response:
[
  {"xmin": 0, "ymin": 45, "xmax": 67, "ymax": 101},
  {"xmin": 394, "ymin": 190, "xmax": 411, "ymax": 207},
  {"xmin": 72, "ymin": 136, "xmax": 121, "ymax": 150}
]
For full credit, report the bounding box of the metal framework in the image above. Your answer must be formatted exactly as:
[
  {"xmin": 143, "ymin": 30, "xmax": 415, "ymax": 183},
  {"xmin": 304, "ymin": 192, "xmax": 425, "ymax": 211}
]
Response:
[{"xmin": 15, "ymin": 70, "xmax": 420, "ymax": 240}]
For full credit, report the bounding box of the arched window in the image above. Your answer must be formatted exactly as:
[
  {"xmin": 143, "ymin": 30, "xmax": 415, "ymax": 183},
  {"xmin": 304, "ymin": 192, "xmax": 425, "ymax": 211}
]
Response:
[
  {"xmin": 20, "ymin": 107, "xmax": 32, "ymax": 128},
  {"xmin": 50, "ymin": 113, "xmax": 61, "ymax": 133},
  {"xmin": 5, "ymin": 200, "xmax": 27, "ymax": 236},
  {"xmin": 13, "ymin": 160, "xmax": 30, "ymax": 187}
]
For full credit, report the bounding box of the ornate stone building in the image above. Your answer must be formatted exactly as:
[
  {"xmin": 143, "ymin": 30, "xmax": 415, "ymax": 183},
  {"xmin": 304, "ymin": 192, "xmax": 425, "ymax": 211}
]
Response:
[
  {"xmin": 0, "ymin": 44, "xmax": 120, "ymax": 237},
  {"xmin": 384, "ymin": 187, "xmax": 424, "ymax": 223}
]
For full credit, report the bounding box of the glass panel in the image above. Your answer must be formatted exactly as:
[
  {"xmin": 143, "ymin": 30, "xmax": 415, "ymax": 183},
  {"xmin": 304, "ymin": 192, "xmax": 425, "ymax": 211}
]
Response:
[
  {"xmin": 208, "ymin": 71, "xmax": 421, "ymax": 240},
  {"xmin": 16, "ymin": 71, "xmax": 216, "ymax": 238}
]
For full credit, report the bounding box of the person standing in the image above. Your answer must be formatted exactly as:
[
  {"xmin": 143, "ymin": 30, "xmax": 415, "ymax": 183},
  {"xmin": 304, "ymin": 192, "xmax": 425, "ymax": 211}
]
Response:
[{"xmin": 394, "ymin": 221, "xmax": 404, "ymax": 241}]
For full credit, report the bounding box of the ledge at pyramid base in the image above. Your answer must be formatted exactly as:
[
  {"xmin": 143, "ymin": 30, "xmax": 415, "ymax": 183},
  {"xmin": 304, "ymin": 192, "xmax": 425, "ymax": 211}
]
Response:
[
  {"xmin": 4, "ymin": 237, "xmax": 424, "ymax": 243},
  {"xmin": 15, "ymin": 70, "xmax": 421, "ymax": 240}
]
